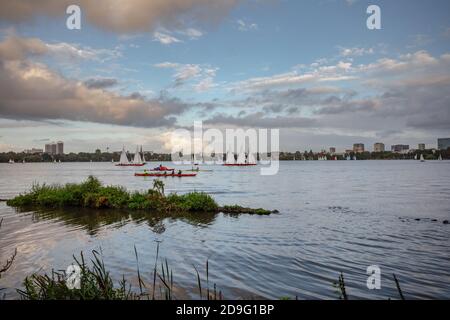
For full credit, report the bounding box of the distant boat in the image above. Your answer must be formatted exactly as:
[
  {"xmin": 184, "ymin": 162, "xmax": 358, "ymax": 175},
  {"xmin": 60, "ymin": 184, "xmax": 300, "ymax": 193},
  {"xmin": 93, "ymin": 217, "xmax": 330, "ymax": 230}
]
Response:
[
  {"xmin": 438, "ymin": 154, "xmax": 443, "ymax": 161},
  {"xmin": 8, "ymin": 159, "xmax": 14, "ymax": 164},
  {"xmin": 223, "ymin": 150, "xmax": 256, "ymax": 167},
  {"xmin": 53, "ymin": 159, "xmax": 57, "ymax": 163},
  {"xmin": 353, "ymin": 156, "xmax": 357, "ymax": 161},
  {"xmin": 420, "ymin": 154, "xmax": 425, "ymax": 162},
  {"xmin": 346, "ymin": 155, "xmax": 351, "ymax": 161},
  {"xmin": 22, "ymin": 159, "xmax": 25, "ymax": 164},
  {"xmin": 116, "ymin": 146, "xmax": 145, "ymax": 167},
  {"xmin": 414, "ymin": 154, "xmax": 418, "ymax": 160}
]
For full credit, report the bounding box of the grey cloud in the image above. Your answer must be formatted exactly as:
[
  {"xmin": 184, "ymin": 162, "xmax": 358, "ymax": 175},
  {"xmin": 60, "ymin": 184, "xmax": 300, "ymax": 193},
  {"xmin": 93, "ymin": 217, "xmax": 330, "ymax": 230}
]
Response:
[
  {"xmin": 84, "ymin": 78, "xmax": 118, "ymax": 89},
  {"xmin": 205, "ymin": 112, "xmax": 318, "ymax": 128},
  {"xmin": 0, "ymin": 0, "xmax": 241, "ymax": 34},
  {"xmin": 0, "ymin": 36, "xmax": 189, "ymax": 128}
]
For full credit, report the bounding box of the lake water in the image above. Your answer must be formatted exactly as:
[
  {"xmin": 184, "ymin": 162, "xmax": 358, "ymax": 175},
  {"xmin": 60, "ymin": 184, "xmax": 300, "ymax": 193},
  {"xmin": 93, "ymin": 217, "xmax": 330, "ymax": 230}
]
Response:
[{"xmin": 1, "ymin": 161, "xmax": 449, "ymax": 299}]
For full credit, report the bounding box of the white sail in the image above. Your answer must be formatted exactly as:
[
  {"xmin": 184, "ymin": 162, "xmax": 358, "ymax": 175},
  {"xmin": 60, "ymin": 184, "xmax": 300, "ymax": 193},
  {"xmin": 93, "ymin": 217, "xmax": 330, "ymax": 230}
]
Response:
[
  {"xmin": 414, "ymin": 154, "xmax": 418, "ymax": 160},
  {"xmin": 226, "ymin": 151, "xmax": 235, "ymax": 164},
  {"xmin": 133, "ymin": 146, "xmax": 143, "ymax": 164},
  {"xmin": 420, "ymin": 154, "xmax": 425, "ymax": 162},
  {"xmin": 237, "ymin": 151, "xmax": 246, "ymax": 164},
  {"xmin": 119, "ymin": 147, "xmax": 130, "ymax": 164},
  {"xmin": 247, "ymin": 152, "xmax": 257, "ymax": 164},
  {"xmin": 439, "ymin": 154, "xmax": 442, "ymax": 161}
]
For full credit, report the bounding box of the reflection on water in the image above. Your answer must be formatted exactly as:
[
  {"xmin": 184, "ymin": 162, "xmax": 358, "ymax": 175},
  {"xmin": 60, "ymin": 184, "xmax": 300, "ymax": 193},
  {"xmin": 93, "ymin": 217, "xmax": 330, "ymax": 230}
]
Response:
[
  {"xmin": 1, "ymin": 161, "xmax": 450, "ymax": 300},
  {"xmin": 25, "ymin": 207, "xmax": 219, "ymax": 236}
]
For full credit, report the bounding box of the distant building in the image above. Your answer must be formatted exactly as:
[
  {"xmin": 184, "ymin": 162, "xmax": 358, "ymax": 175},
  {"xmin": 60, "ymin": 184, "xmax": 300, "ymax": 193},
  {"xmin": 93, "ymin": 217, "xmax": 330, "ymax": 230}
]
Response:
[
  {"xmin": 329, "ymin": 147, "xmax": 336, "ymax": 154},
  {"xmin": 373, "ymin": 143, "xmax": 385, "ymax": 152},
  {"xmin": 24, "ymin": 148, "xmax": 43, "ymax": 154},
  {"xmin": 45, "ymin": 143, "xmax": 53, "ymax": 154},
  {"xmin": 438, "ymin": 138, "xmax": 450, "ymax": 150},
  {"xmin": 345, "ymin": 149, "xmax": 353, "ymax": 154},
  {"xmin": 56, "ymin": 141, "xmax": 64, "ymax": 155},
  {"xmin": 391, "ymin": 145, "xmax": 409, "ymax": 153},
  {"xmin": 353, "ymin": 143, "xmax": 365, "ymax": 153},
  {"xmin": 418, "ymin": 143, "xmax": 426, "ymax": 151},
  {"xmin": 44, "ymin": 141, "xmax": 64, "ymax": 155}
]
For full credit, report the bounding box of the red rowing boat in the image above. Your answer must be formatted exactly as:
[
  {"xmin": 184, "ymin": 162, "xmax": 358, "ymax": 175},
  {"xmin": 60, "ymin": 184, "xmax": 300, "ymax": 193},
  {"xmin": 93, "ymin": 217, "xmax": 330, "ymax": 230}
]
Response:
[{"xmin": 135, "ymin": 173, "xmax": 197, "ymax": 177}]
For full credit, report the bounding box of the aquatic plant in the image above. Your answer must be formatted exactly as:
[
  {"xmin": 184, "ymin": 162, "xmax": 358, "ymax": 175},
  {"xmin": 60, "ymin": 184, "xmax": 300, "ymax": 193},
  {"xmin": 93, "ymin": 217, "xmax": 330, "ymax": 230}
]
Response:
[
  {"xmin": 6, "ymin": 176, "xmax": 273, "ymax": 215},
  {"xmin": 17, "ymin": 247, "xmax": 223, "ymax": 301},
  {"xmin": 0, "ymin": 219, "xmax": 17, "ymax": 281}
]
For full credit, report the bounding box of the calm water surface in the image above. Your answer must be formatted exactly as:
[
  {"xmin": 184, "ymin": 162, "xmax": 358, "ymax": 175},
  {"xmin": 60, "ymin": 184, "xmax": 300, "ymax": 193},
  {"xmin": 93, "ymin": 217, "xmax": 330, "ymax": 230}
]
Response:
[{"xmin": 0, "ymin": 161, "xmax": 449, "ymax": 299}]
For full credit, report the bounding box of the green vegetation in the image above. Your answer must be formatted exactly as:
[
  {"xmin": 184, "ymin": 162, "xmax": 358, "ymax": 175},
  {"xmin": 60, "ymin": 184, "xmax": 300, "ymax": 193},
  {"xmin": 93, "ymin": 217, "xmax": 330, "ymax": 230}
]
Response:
[
  {"xmin": 18, "ymin": 247, "xmax": 222, "ymax": 300},
  {"xmin": 6, "ymin": 176, "xmax": 274, "ymax": 215},
  {"xmin": 16, "ymin": 247, "xmax": 407, "ymax": 300}
]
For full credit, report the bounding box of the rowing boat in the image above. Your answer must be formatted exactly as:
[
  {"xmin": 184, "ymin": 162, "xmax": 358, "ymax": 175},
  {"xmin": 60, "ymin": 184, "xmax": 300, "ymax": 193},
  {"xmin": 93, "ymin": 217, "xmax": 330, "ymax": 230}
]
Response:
[{"xmin": 135, "ymin": 173, "xmax": 197, "ymax": 177}]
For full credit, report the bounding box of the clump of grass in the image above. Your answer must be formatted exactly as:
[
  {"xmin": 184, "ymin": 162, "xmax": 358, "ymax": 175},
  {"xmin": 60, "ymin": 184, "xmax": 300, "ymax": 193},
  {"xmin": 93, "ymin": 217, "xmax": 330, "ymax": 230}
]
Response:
[
  {"xmin": 220, "ymin": 205, "xmax": 273, "ymax": 215},
  {"xmin": 7, "ymin": 176, "xmax": 273, "ymax": 215},
  {"xmin": 18, "ymin": 251, "xmax": 137, "ymax": 300}
]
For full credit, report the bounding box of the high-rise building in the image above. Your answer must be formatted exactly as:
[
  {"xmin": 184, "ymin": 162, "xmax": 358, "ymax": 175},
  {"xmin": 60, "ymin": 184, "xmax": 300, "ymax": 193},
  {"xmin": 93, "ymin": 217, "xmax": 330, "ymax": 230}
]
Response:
[
  {"xmin": 373, "ymin": 143, "xmax": 385, "ymax": 152},
  {"xmin": 391, "ymin": 145, "xmax": 409, "ymax": 153},
  {"xmin": 45, "ymin": 143, "xmax": 54, "ymax": 154},
  {"xmin": 56, "ymin": 141, "xmax": 64, "ymax": 155},
  {"xmin": 418, "ymin": 143, "xmax": 426, "ymax": 151},
  {"xmin": 437, "ymin": 138, "xmax": 450, "ymax": 150},
  {"xmin": 44, "ymin": 141, "xmax": 64, "ymax": 155},
  {"xmin": 353, "ymin": 143, "xmax": 365, "ymax": 153}
]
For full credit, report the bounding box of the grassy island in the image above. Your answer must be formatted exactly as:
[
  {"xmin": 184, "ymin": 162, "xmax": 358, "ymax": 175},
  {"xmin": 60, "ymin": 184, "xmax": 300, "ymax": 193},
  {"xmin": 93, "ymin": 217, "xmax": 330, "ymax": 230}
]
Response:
[{"xmin": 6, "ymin": 176, "xmax": 276, "ymax": 215}]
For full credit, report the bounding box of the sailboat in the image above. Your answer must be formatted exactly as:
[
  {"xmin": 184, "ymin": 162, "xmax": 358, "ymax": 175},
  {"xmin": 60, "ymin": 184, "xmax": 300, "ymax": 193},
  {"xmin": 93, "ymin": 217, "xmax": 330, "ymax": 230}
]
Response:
[
  {"xmin": 223, "ymin": 150, "xmax": 256, "ymax": 166},
  {"xmin": 353, "ymin": 156, "xmax": 357, "ymax": 161},
  {"xmin": 141, "ymin": 146, "xmax": 146, "ymax": 164},
  {"xmin": 8, "ymin": 159, "xmax": 14, "ymax": 164},
  {"xmin": 414, "ymin": 154, "xmax": 418, "ymax": 160},
  {"xmin": 420, "ymin": 154, "xmax": 425, "ymax": 162},
  {"xmin": 247, "ymin": 152, "xmax": 257, "ymax": 165},
  {"xmin": 438, "ymin": 154, "xmax": 443, "ymax": 161},
  {"xmin": 116, "ymin": 146, "xmax": 145, "ymax": 167},
  {"xmin": 346, "ymin": 155, "xmax": 351, "ymax": 161}
]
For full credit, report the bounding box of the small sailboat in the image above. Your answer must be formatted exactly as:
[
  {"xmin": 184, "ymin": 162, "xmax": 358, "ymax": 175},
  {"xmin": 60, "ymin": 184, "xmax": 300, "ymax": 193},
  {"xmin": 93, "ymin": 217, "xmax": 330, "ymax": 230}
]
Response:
[
  {"xmin": 115, "ymin": 146, "xmax": 145, "ymax": 166},
  {"xmin": 225, "ymin": 150, "xmax": 235, "ymax": 165},
  {"xmin": 346, "ymin": 155, "xmax": 351, "ymax": 161},
  {"xmin": 8, "ymin": 159, "xmax": 14, "ymax": 164},
  {"xmin": 439, "ymin": 154, "xmax": 443, "ymax": 161},
  {"xmin": 420, "ymin": 154, "xmax": 425, "ymax": 162},
  {"xmin": 414, "ymin": 154, "xmax": 418, "ymax": 160},
  {"xmin": 353, "ymin": 156, "xmax": 357, "ymax": 161},
  {"xmin": 223, "ymin": 150, "xmax": 256, "ymax": 166},
  {"xmin": 141, "ymin": 146, "xmax": 146, "ymax": 164}
]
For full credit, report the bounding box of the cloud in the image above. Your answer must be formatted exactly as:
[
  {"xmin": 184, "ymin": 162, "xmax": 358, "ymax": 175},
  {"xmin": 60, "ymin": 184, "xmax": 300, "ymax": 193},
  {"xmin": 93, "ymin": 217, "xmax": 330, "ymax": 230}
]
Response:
[
  {"xmin": 154, "ymin": 62, "xmax": 218, "ymax": 92},
  {"xmin": 205, "ymin": 112, "xmax": 318, "ymax": 128},
  {"xmin": 152, "ymin": 31, "xmax": 182, "ymax": 45},
  {"xmin": 338, "ymin": 46, "xmax": 374, "ymax": 57},
  {"xmin": 236, "ymin": 19, "xmax": 258, "ymax": 32},
  {"xmin": 83, "ymin": 77, "xmax": 118, "ymax": 89},
  {"xmin": 0, "ymin": 35, "xmax": 189, "ymax": 128},
  {"xmin": 0, "ymin": 0, "xmax": 241, "ymax": 34}
]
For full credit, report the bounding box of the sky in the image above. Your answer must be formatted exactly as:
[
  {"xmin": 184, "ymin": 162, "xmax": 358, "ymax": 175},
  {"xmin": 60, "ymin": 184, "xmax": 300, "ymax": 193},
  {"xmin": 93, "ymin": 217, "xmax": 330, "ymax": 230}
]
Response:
[{"xmin": 0, "ymin": 0, "xmax": 449, "ymax": 153}]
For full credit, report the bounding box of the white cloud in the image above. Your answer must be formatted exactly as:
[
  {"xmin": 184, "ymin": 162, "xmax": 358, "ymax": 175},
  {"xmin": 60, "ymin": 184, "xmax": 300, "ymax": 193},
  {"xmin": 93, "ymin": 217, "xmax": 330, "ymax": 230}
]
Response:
[
  {"xmin": 152, "ymin": 31, "xmax": 182, "ymax": 45},
  {"xmin": 339, "ymin": 46, "xmax": 374, "ymax": 57},
  {"xmin": 236, "ymin": 19, "xmax": 258, "ymax": 32}
]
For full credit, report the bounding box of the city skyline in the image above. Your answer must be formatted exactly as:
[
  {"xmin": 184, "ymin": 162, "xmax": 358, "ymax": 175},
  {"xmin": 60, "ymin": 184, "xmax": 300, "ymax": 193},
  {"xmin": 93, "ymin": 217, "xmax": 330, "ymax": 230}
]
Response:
[{"xmin": 0, "ymin": 0, "xmax": 450, "ymax": 153}]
